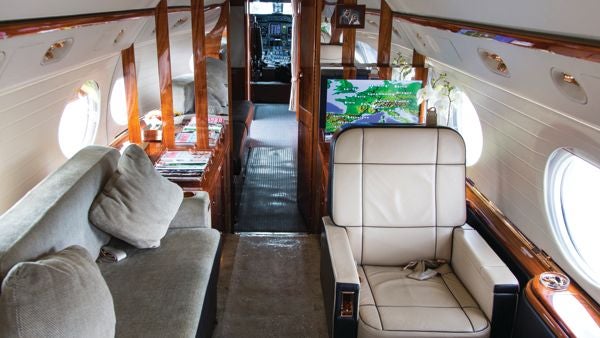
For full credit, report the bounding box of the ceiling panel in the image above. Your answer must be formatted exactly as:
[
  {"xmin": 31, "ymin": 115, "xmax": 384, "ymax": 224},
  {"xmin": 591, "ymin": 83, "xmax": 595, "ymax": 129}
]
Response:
[
  {"xmin": 386, "ymin": 0, "xmax": 600, "ymax": 40},
  {"xmin": 0, "ymin": 0, "xmax": 159, "ymax": 21}
]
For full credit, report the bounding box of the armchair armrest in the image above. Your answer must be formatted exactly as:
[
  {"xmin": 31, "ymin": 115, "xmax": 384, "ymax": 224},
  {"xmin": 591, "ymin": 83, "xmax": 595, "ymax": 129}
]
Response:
[
  {"xmin": 321, "ymin": 216, "xmax": 360, "ymax": 338},
  {"xmin": 452, "ymin": 224, "xmax": 519, "ymax": 337},
  {"xmin": 323, "ymin": 217, "xmax": 360, "ymax": 284},
  {"xmin": 169, "ymin": 191, "xmax": 211, "ymax": 229}
]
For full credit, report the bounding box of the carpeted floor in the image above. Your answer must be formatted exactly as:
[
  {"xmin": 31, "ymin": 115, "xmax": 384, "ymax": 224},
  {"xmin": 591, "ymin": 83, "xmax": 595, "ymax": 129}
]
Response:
[
  {"xmin": 236, "ymin": 104, "xmax": 306, "ymax": 232},
  {"xmin": 213, "ymin": 234, "xmax": 328, "ymax": 338}
]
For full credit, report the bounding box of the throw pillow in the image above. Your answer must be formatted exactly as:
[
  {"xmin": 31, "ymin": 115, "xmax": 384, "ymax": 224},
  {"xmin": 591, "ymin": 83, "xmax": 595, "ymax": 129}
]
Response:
[
  {"xmin": 89, "ymin": 144, "xmax": 183, "ymax": 248},
  {"xmin": 0, "ymin": 246, "xmax": 116, "ymax": 338}
]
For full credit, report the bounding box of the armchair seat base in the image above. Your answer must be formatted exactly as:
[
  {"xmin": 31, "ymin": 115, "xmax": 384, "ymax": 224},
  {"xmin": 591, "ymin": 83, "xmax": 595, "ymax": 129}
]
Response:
[{"xmin": 358, "ymin": 265, "xmax": 490, "ymax": 338}]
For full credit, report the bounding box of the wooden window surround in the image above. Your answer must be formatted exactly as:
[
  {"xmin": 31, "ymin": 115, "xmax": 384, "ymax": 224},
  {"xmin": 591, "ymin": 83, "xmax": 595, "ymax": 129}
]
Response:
[{"xmin": 467, "ymin": 182, "xmax": 600, "ymax": 337}]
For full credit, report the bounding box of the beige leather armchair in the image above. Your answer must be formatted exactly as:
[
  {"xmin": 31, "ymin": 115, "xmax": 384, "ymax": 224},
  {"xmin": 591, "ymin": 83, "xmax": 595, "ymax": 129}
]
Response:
[{"xmin": 320, "ymin": 126, "xmax": 519, "ymax": 338}]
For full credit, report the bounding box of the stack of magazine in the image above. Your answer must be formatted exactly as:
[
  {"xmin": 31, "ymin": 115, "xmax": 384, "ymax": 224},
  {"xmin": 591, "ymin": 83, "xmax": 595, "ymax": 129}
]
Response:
[
  {"xmin": 154, "ymin": 150, "xmax": 212, "ymax": 182},
  {"xmin": 175, "ymin": 116, "xmax": 225, "ymax": 146}
]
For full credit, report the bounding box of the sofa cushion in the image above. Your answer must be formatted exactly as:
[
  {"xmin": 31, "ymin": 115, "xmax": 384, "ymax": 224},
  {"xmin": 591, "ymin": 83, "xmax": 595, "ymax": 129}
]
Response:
[
  {"xmin": 0, "ymin": 146, "xmax": 118, "ymax": 280},
  {"xmin": 169, "ymin": 191, "xmax": 211, "ymax": 228},
  {"xmin": 357, "ymin": 265, "xmax": 489, "ymax": 338},
  {"xmin": 0, "ymin": 246, "xmax": 116, "ymax": 337},
  {"xmin": 90, "ymin": 144, "xmax": 183, "ymax": 248},
  {"xmin": 98, "ymin": 228, "xmax": 220, "ymax": 338}
]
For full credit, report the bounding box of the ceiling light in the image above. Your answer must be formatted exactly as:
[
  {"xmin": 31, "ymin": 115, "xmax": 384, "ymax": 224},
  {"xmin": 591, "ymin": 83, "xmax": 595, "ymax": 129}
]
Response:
[
  {"xmin": 478, "ymin": 49, "xmax": 510, "ymax": 77},
  {"xmin": 41, "ymin": 38, "xmax": 74, "ymax": 65}
]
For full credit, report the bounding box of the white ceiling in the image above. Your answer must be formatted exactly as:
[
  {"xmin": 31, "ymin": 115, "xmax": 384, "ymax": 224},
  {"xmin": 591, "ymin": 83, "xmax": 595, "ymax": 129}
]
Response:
[
  {"xmin": 0, "ymin": 0, "xmax": 226, "ymax": 21},
  {"xmin": 385, "ymin": 0, "xmax": 600, "ymax": 40}
]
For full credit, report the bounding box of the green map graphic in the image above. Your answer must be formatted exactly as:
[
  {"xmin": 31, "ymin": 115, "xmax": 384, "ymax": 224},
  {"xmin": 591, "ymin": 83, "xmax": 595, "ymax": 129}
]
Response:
[{"xmin": 325, "ymin": 79, "xmax": 421, "ymax": 133}]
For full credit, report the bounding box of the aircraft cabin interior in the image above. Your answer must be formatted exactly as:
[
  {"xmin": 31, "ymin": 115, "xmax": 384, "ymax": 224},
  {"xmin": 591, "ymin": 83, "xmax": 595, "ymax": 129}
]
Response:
[{"xmin": 1, "ymin": 0, "xmax": 600, "ymax": 337}]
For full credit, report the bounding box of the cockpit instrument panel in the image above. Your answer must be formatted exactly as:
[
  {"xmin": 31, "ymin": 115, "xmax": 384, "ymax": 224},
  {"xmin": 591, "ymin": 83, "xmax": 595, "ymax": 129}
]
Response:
[{"xmin": 253, "ymin": 14, "xmax": 292, "ymax": 67}]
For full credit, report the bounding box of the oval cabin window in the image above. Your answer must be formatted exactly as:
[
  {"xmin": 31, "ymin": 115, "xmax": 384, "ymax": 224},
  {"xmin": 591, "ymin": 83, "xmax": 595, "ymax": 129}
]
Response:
[
  {"xmin": 455, "ymin": 92, "xmax": 483, "ymax": 167},
  {"xmin": 109, "ymin": 77, "xmax": 127, "ymax": 125},
  {"xmin": 546, "ymin": 149, "xmax": 600, "ymax": 284},
  {"xmin": 58, "ymin": 80, "xmax": 100, "ymax": 158},
  {"xmin": 432, "ymin": 88, "xmax": 483, "ymax": 166}
]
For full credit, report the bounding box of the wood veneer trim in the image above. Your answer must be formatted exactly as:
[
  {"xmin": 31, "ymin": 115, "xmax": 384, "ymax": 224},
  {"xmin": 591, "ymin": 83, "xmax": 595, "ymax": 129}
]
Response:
[
  {"xmin": 411, "ymin": 50, "xmax": 428, "ymax": 123},
  {"xmin": 155, "ymin": 0, "xmax": 175, "ymax": 148},
  {"xmin": 341, "ymin": 0, "xmax": 356, "ymax": 78},
  {"xmin": 392, "ymin": 12, "xmax": 600, "ymax": 63},
  {"xmin": 121, "ymin": 45, "xmax": 142, "ymax": 144},
  {"xmin": 0, "ymin": 5, "xmax": 225, "ymax": 39},
  {"xmin": 468, "ymin": 183, "xmax": 600, "ymax": 336},
  {"xmin": 205, "ymin": 2, "xmax": 228, "ymax": 59},
  {"xmin": 524, "ymin": 280, "xmax": 570, "ymax": 337},
  {"xmin": 376, "ymin": 0, "xmax": 392, "ymax": 80},
  {"xmin": 191, "ymin": 0, "xmax": 210, "ymax": 149}
]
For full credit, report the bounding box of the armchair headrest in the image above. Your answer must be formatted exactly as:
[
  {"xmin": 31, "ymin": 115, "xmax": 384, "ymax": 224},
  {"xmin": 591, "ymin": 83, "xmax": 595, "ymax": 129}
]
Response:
[{"xmin": 329, "ymin": 126, "xmax": 466, "ymax": 228}]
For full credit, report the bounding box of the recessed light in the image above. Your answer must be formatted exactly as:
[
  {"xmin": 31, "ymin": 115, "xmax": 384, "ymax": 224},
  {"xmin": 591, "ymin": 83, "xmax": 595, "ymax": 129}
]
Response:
[
  {"xmin": 173, "ymin": 17, "xmax": 189, "ymax": 28},
  {"xmin": 41, "ymin": 38, "xmax": 74, "ymax": 65},
  {"xmin": 478, "ymin": 49, "xmax": 510, "ymax": 77},
  {"xmin": 551, "ymin": 68, "xmax": 587, "ymax": 104},
  {"xmin": 113, "ymin": 29, "xmax": 125, "ymax": 44}
]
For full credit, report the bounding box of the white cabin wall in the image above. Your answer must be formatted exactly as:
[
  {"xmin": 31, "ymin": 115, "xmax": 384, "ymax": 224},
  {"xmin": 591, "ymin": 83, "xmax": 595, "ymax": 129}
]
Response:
[
  {"xmin": 129, "ymin": 10, "xmax": 221, "ymax": 122},
  {"xmin": 395, "ymin": 20, "xmax": 600, "ymax": 301},
  {"xmin": 0, "ymin": 16, "xmax": 149, "ymax": 213},
  {"xmin": 0, "ymin": 56, "xmax": 120, "ymax": 214}
]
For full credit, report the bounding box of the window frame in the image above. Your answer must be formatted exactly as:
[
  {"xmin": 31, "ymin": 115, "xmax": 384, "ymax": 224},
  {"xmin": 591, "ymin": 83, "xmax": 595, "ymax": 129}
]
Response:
[
  {"xmin": 58, "ymin": 80, "xmax": 101, "ymax": 158},
  {"xmin": 545, "ymin": 148, "xmax": 600, "ymax": 287}
]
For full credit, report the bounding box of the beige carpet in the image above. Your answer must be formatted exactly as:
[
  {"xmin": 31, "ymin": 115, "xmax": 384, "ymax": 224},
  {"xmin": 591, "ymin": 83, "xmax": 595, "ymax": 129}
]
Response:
[{"xmin": 214, "ymin": 234, "xmax": 328, "ymax": 337}]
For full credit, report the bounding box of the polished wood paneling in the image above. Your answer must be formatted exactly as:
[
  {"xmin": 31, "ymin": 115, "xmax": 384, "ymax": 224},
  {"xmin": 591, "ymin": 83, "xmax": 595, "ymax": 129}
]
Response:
[
  {"xmin": 224, "ymin": 0, "xmax": 233, "ymax": 233},
  {"xmin": 526, "ymin": 277, "xmax": 600, "ymax": 337},
  {"xmin": 467, "ymin": 183, "xmax": 600, "ymax": 337},
  {"xmin": 393, "ymin": 12, "xmax": 600, "ymax": 63},
  {"xmin": 191, "ymin": 0, "xmax": 209, "ymax": 149},
  {"xmin": 297, "ymin": 0, "xmax": 322, "ymax": 232},
  {"xmin": 0, "ymin": 9, "xmax": 154, "ymax": 39},
  {"xmin": 155, "ymin": 0, "xmax": 175, "ymax": 147},
  {"xmin": 244, "ymin": 0, "xmax": 251, "ymax": 101},
  {"xmin": 0, "ymin": 5, "xmax": 224, "ymax": 40},
  {"xmin": 411, "ymin": 50, "xmax": 428, "ymax": 123},
  {"xmin": 121, "ymin": 45, "xmax": 142, "ymax": 144},
  {"xmin": 341, "ymin": 0, "xmax": 356, "ymax": 79},
  {"xmin": 205, "ymin": 3, "xmax": 228, "ymax": 59},
  {"xmin": 377, "ymin": 0, "xmax": 392, "ymax": 80}
]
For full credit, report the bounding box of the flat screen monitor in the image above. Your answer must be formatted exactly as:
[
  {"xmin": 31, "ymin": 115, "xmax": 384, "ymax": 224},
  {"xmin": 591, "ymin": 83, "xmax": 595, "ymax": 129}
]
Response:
[{"xmin": 324, "ymin": 79, "xmax": 422, "ymax": 134}]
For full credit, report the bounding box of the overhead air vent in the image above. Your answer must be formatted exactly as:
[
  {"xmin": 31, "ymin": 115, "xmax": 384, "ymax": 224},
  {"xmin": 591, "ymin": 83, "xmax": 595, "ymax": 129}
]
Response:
[
  {"xmin": 550, "ymin": 68, "xmax": 587, "ymax": 104},
  {"xmin": 478, "ymin": 49, "xmax": 510, "ymax": 77},
  {"xmin": 41, "ymin": 38, "xmax": 74, "ymax": 65},
  {"xmin": 173, "ymin": 17, "xmax": 189, "ymax": 29},
  {"xmin": 113, "ymin": 29, "xmax": 125, "ymax": 45}
]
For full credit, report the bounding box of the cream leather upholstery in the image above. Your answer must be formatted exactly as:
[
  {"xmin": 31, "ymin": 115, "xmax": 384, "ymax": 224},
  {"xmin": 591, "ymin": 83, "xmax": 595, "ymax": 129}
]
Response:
[
  {"xmin": 322, "ymin": 126, "xmax": 518, "ymax": 338},
  {"xmin": 331, "ymin": 127, "xmax": 465, "ymax": 265}
]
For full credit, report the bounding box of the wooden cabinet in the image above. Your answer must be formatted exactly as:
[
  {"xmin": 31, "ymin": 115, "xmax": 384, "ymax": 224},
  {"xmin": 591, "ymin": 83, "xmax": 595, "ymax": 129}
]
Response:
[{"xmin": 142, "ymin": 124, "xmax": 232, "ymax": 233}]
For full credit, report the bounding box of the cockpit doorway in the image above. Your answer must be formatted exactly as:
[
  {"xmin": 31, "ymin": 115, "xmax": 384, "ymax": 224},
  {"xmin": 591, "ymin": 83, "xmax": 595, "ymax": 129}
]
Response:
[
  {"xmin": 233, "ymin": 0, "xmax": 305, "ymax": 233},
  {"xmin": 249, "ymin": 1, "xmax": 293, "ymax": 103}
]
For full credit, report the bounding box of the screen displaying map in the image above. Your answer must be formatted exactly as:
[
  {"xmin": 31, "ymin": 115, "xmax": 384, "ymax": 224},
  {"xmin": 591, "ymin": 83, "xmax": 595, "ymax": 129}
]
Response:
[{"xmin": 325, "ymin": 79, "xmax": 422, "ymax": 133}]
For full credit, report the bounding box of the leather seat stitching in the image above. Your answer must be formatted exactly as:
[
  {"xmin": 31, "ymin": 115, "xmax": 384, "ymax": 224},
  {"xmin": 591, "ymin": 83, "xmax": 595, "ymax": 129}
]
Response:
[
  {"xmin": 440, "ymin": 273, "xmax": 476, "ymax": 332},
  {"xmin": 363, "ymin": 266, "xmax": 384, "ymax": 331}
]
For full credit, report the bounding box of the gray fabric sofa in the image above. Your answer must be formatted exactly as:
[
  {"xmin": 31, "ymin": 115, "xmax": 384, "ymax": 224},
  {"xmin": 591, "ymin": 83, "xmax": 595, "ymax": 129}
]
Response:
[{"xmin": 0, "ymin": 145, "xmax": 221, "ymax": 337}]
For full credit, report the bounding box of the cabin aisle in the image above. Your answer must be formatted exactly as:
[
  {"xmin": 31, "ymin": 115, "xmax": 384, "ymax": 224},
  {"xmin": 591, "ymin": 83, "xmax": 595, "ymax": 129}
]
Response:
[
  {"xmin": 214, "ymin": 234, "xmax": 328, "ymax": 337},
  {"xmin": 235, "ymin": 104, "xmax": 306, "ymax": 232}
]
